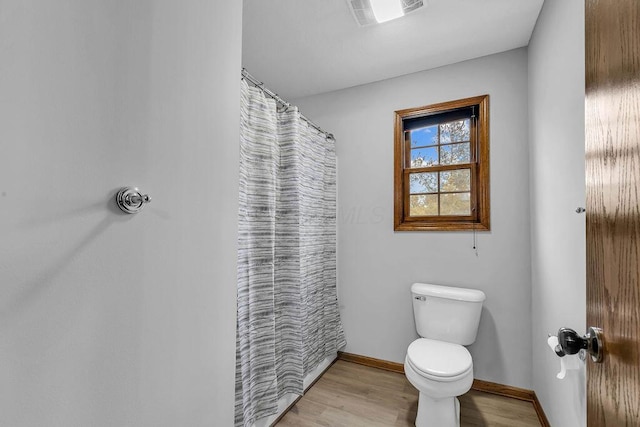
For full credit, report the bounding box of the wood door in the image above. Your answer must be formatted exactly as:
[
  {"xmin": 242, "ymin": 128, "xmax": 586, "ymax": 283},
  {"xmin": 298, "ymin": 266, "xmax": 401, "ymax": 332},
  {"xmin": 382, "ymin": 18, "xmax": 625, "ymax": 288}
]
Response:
[{"xmin": 585, "ymin": 0, "xmax": 640, "ymax": 425}]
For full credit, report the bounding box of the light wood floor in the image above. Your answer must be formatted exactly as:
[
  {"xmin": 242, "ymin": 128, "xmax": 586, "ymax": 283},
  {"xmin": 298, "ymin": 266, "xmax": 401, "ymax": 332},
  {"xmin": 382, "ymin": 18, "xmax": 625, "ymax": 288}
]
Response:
[{"xmin": 276, "ymin": 360, "xmax": 541, "ymax": 427}]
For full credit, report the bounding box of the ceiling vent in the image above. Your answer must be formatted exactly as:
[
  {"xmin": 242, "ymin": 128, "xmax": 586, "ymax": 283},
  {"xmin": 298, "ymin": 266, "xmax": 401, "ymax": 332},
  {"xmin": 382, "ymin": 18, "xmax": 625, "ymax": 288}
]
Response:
[{"xmin": 347, "ymin": 0, "xmax": 424, "ymax": 26}]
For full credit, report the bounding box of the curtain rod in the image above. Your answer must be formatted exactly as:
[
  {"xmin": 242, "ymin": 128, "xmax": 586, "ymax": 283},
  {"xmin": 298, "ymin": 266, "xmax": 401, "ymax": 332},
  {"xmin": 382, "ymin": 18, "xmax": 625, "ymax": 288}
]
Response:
[{"xmin": 241, "ymin": 68, "xmax": 334, "ymax": 140}]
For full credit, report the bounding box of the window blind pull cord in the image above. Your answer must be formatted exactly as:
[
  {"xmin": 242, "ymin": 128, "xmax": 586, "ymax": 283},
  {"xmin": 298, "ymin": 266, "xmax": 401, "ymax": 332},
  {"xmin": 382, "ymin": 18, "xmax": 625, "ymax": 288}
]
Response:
[
  {"xmin": 472, "ymin": 222, "xmax": 478, "ymax": 256},
  {"xmin": 471, "ymin": 105, "xmax": 478, "ymax": 255}
]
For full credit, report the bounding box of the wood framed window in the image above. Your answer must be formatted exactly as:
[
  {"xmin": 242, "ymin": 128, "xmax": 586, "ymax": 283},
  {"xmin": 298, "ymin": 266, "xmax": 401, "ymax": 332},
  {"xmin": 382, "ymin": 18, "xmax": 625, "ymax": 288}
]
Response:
[{"xmin": 394, "ymin": 95, "xmax": 490, "ymax": 231}]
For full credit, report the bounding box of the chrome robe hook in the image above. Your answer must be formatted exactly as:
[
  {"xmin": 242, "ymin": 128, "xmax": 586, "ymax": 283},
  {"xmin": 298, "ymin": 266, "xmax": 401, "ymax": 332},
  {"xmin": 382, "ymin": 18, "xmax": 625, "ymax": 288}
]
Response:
[{"xmin": 116, "ymin": 187, "xmax": 151, "ymax": 214}]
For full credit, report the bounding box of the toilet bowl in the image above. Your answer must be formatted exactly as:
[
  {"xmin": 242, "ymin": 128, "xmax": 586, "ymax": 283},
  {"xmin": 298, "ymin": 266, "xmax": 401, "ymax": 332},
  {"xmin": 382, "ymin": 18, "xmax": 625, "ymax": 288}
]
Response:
[
  {"xmin": 404, "ymin": 338, "xmax": 474, "ymax": 427},
  {"xmin": 405, "ymin": 283, "xmax": 485, "ymax": 427}
]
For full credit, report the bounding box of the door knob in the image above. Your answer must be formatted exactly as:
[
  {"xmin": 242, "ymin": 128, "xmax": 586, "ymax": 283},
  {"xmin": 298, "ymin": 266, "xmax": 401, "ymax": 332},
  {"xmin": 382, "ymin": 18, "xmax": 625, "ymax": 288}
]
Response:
[{"xmin": 556, "ymin": 327, "xmax": 604, "ymax": 363}]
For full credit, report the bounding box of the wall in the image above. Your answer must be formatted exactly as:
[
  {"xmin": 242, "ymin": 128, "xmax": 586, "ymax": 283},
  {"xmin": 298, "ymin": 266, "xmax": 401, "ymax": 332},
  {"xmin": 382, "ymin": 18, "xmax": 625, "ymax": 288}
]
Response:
[
  {"xmin": 0, "ymin": 1, "xmax": 241, "ymax": 426},
  {"xmin": 295, "ymin": 49, "xmax": 532, "ymax": 388},
  {"xmin": 528, "ymin": 1, "xmax": 586, "ymax": 426}
]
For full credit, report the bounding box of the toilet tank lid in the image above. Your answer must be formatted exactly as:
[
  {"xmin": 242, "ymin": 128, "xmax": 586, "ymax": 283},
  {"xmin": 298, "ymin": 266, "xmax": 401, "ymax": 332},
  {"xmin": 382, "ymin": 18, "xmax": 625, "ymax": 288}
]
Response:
[{"xmin": 411, "ymin": 283, "xmax": 486, "ymax": 302}]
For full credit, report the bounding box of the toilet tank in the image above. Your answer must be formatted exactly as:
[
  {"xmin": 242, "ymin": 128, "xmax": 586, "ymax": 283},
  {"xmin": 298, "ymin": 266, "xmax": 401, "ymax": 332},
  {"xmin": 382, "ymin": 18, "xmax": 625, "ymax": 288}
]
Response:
[{"xmin": 411, "ymin": 283, "xmax": 486, "ymax": 346}]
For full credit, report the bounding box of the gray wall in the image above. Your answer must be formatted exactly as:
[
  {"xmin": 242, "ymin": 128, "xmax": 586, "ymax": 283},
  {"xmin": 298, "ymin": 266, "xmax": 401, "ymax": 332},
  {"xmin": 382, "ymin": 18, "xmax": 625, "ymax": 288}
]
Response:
[
  {"xmin": 528, "ymin": 1, "xmax": 586, "ymax": 426},
  {"xmin": 295, "ymin": 48, "xmax": 532, "ymax": 388},
  {"xmin": 0, "ymin": 1, "xmax": 241, "ymax": 426}
]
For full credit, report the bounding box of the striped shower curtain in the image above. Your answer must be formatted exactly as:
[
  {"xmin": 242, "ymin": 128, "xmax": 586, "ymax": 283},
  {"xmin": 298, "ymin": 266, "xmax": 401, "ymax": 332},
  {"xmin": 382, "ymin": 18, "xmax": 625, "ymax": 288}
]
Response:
[{"xmin": 234, "ymin": 80, "xmax": 346, "ymax": 427}]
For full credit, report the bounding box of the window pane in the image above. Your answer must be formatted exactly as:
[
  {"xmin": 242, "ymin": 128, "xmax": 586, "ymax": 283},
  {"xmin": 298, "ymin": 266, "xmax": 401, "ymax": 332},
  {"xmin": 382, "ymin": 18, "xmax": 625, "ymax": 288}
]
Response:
[
  {"xmin": 440, "ymin": 143, "xmax": 470, "ymax": 165},
  {"xmin": 440, "ymin": 169, "xmax": 470, "ymax": 192},
  {"xmin": 410, "ymin": 194, "xmax": 438, "ymax": 216},
  {"xmin": 410, "ymin": 126, "xmax": 438, "ymax": 147},
  {"xmin": 440, "ymin": 193, "xmax": 471, "ymax": 215},
  {"xmin": 409, "ymin": 172, "xmax": 438, "ymax": 194},
  {"xmin": 440, "ymin": 119, "xmax": 470, "ymax": 143},
  {"xmin": 410, "ymin": 147, "xmax": 438, "ymax": 168}
]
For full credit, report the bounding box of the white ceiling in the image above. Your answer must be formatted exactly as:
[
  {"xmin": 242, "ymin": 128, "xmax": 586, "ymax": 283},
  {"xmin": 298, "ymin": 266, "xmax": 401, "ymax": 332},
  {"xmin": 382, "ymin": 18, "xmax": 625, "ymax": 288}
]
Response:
[{"xmin": 242, "ymin": 0, "xmax": 544, "ymax": 100}]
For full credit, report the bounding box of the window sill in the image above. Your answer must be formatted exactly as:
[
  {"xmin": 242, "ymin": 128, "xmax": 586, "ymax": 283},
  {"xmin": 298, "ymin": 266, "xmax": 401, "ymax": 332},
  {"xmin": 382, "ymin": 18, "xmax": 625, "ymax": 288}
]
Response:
[{"xmin": 394, "ymin": 221, "xmax": 490, "ymax": 231}]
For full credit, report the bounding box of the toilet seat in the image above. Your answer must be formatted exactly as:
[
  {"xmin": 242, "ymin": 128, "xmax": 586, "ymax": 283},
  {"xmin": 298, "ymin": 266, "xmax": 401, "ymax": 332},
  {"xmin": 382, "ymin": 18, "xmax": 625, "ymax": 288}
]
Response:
[{"xmin": 407, "ymin": 338, "xmax": 472, "ymax": 382}]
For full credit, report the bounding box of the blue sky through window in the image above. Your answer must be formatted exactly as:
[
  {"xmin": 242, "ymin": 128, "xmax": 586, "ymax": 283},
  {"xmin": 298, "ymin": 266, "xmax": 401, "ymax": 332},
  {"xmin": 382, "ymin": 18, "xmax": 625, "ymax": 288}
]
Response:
[
  {"xmin": 410, "ymin": 125, "xmax": 438, "ymax": 147},
  {"xmin": 411, "ymin": 147, "xmax": 438, "ymax": 166}
]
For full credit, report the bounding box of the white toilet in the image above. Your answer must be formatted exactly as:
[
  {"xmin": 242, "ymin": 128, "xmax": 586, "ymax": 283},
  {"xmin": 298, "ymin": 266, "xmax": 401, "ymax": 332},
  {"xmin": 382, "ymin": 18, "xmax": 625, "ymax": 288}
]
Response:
[{"xmin": 404, "ymin": 283, "xmax": 486, "ymax": 427}]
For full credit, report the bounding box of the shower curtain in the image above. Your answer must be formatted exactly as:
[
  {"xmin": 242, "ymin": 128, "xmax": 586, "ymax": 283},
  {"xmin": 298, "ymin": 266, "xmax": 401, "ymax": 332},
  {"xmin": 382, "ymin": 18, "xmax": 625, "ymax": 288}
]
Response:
[{"xmin": 234, "ymin": 79, "xmax": 346, "ymax": 427}]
